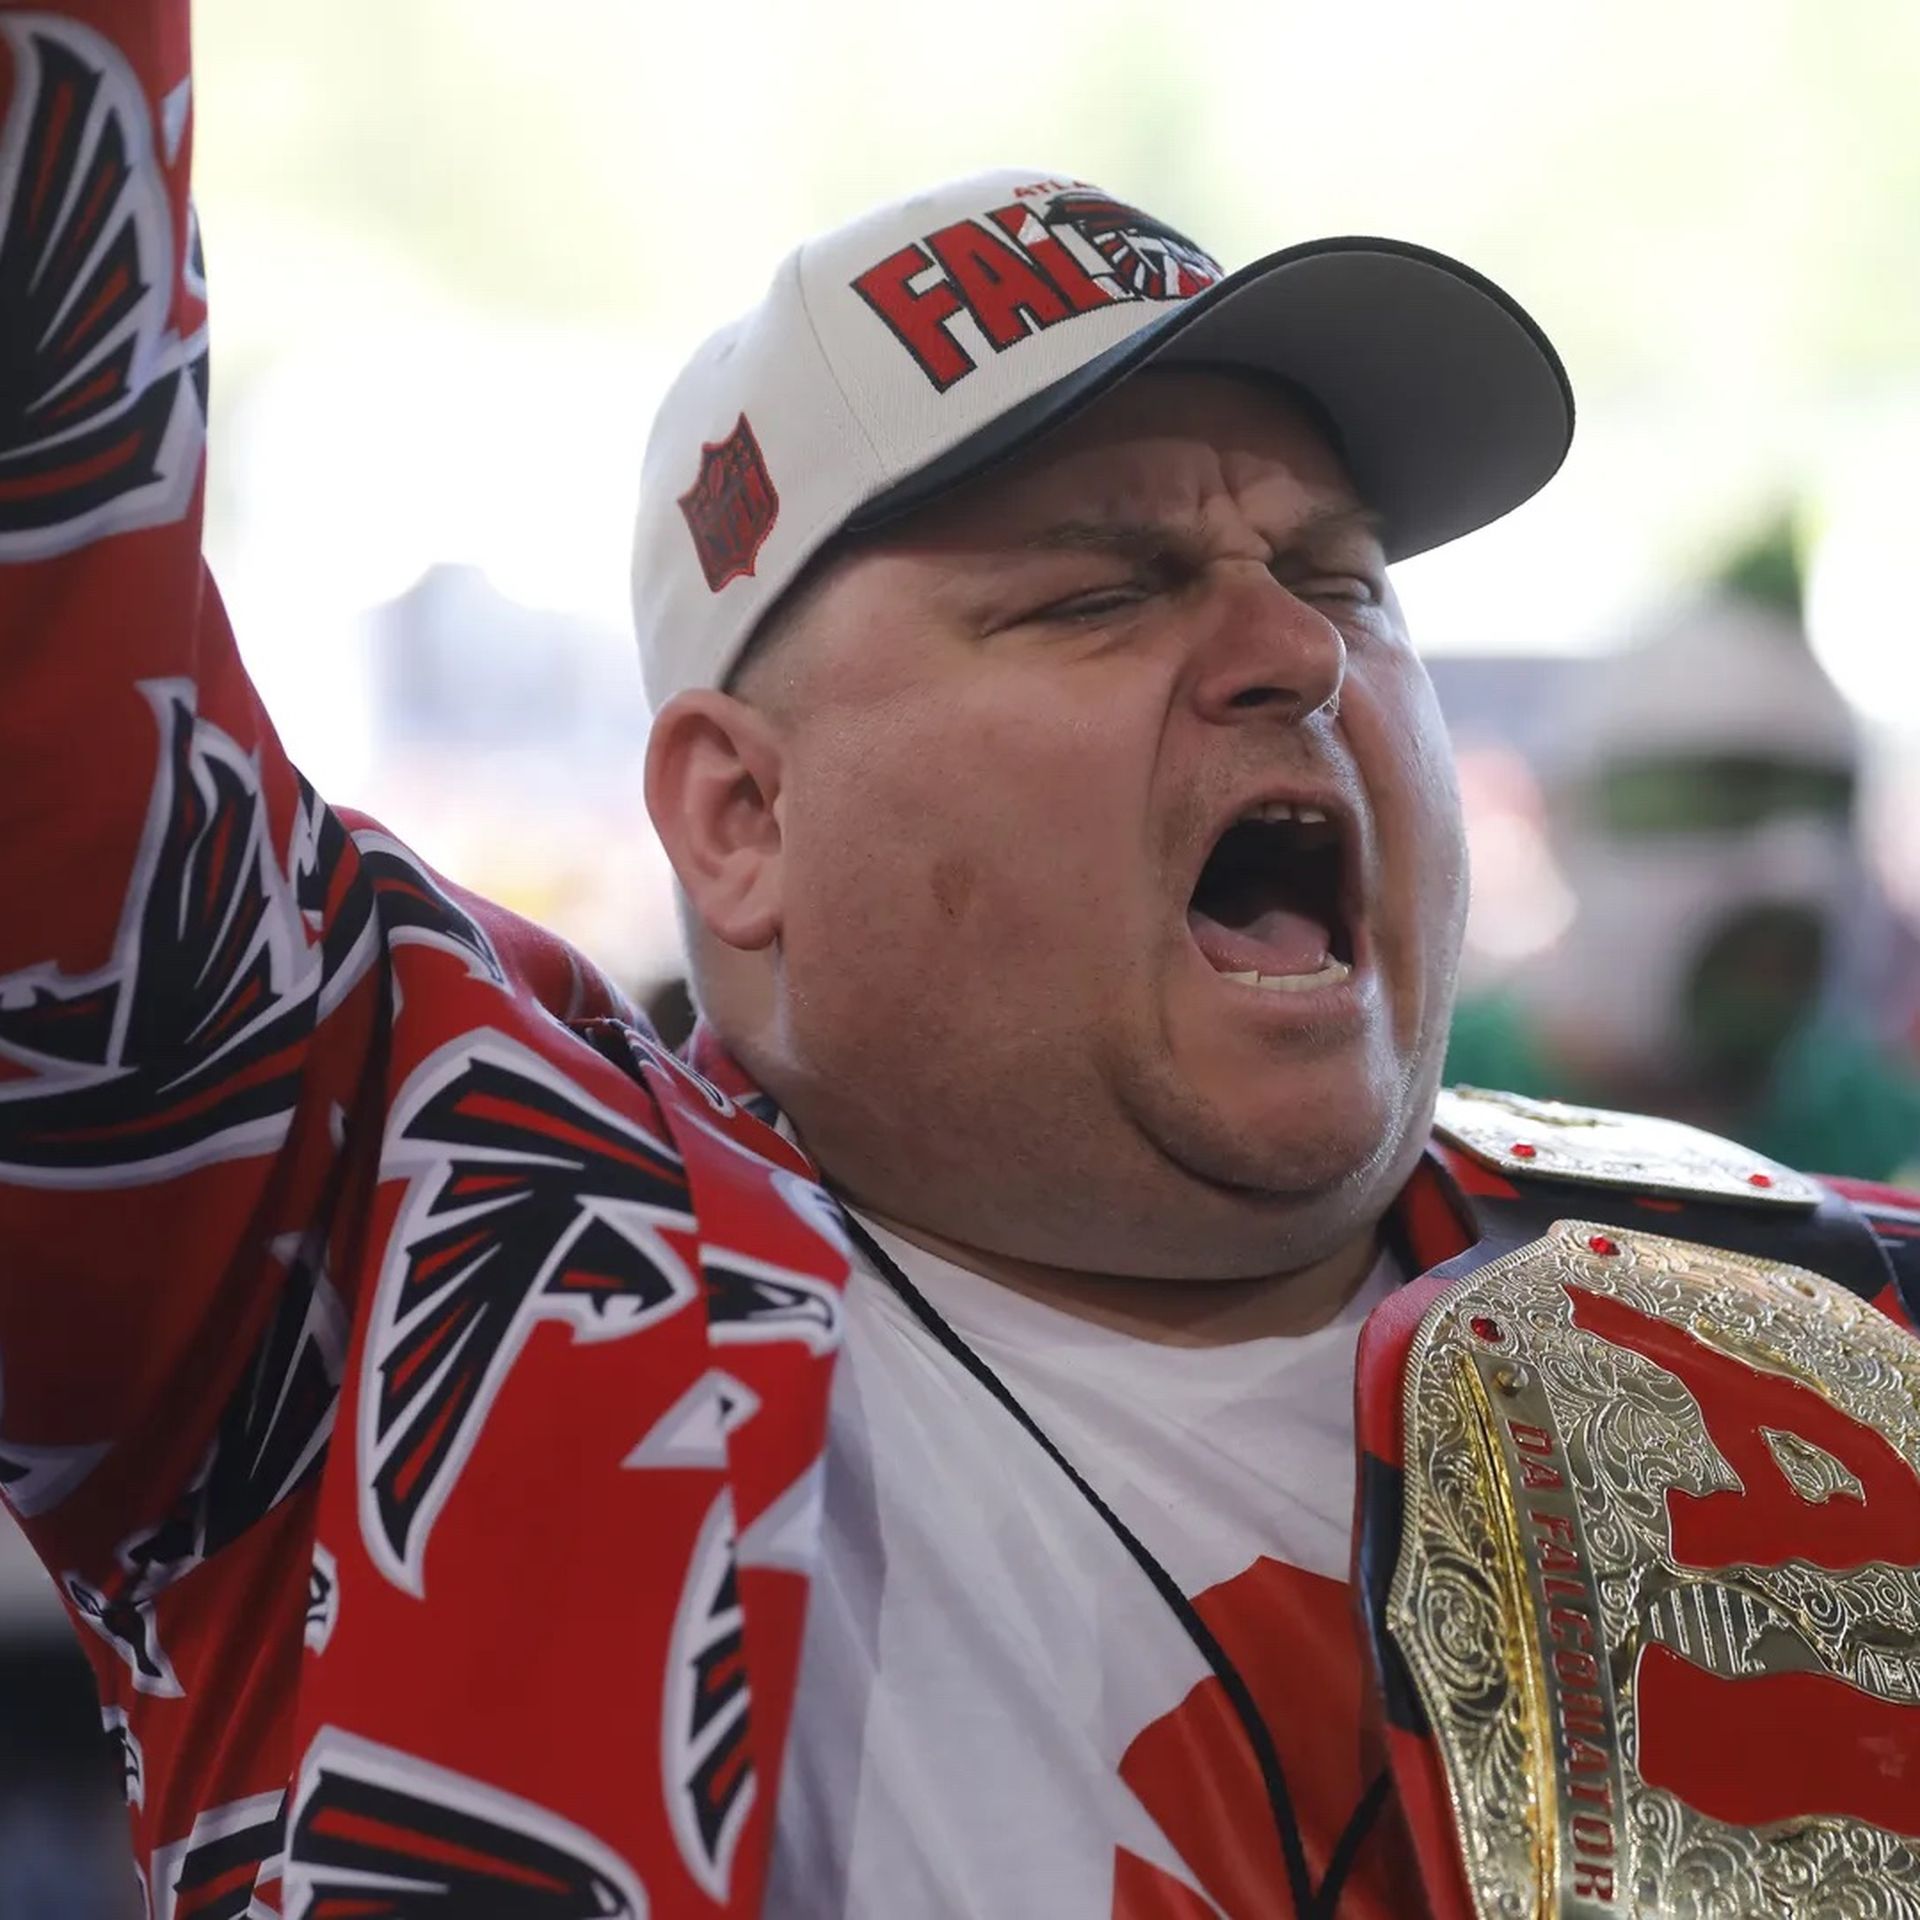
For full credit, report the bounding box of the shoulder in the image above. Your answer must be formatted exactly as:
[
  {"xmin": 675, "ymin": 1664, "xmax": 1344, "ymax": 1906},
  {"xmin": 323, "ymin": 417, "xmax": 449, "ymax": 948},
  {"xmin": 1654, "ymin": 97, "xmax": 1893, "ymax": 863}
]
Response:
[
  {"xmin": 1433, "ymin": 1085, "xmax": 1920, "ymax": 1331},
  {"xmin": 1433, "ymin": 1084, "xmax": 1821, "ymax": 1205},
  {"xmin": 336, "ymin": 809, "xmax": 642, "ymax": 1030}
]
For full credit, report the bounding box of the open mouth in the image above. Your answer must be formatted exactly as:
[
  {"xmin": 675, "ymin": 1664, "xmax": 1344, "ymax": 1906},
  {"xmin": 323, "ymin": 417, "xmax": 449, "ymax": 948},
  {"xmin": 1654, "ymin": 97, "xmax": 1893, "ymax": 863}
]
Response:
[{"xmin": 1186, "ymin": 800, "xmax": 1354, "ymax": 993}]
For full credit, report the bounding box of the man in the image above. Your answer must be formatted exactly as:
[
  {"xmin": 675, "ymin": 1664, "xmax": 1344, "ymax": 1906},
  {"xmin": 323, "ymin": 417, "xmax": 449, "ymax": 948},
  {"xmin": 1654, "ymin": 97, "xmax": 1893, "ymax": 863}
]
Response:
[
  {"xmin": 1447, "ymin": 517, "xmax": 1920, "ymax": 1181},
  {"xmin": 5, "ymin": 6, "xmax": 1920, "ymax": 1918}
]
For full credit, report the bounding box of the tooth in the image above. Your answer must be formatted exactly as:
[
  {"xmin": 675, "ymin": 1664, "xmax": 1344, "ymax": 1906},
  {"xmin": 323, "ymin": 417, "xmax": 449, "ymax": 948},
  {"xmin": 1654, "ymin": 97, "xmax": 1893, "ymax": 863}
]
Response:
[
  {"xmin": 1220, "ymin": 968, "xmax": 1260, "ymax": 983},
  {"xmin": 1250, "ymin": 959, "xmax": 1353, "ymax": 992},
  {"xmin": 1250, "ymin": 801, "xmax": 1295, "ymax": 822},
  {"xmin": 1296, "ymin": 805, "xmax": 1327, "ymax": 824}
]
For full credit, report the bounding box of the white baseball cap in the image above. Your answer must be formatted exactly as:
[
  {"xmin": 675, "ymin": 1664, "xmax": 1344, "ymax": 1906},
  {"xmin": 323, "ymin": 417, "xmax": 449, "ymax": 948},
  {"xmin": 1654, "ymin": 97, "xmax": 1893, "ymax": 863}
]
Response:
[{"xmin": 631, "ymin": 167, "xmax": 1574, "ymax": 709}]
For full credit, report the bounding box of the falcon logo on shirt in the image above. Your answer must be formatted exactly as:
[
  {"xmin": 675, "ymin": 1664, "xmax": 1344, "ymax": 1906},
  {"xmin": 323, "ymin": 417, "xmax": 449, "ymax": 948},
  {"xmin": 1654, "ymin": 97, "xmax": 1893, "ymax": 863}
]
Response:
[
  {"xmin": 0, "ymin": 14, "xmax": 208, "ymax": 557},
  {"xmin": 360, "ymin": 1037, "xmax": 699, "ymax": 1594},
  {"xmin": 284, "ymin": 1730, "xmax": 644, "ymax": 1919},
  {"xmin": 0, "ymin": 680, "xmax": 375, "ymax": 1184}
]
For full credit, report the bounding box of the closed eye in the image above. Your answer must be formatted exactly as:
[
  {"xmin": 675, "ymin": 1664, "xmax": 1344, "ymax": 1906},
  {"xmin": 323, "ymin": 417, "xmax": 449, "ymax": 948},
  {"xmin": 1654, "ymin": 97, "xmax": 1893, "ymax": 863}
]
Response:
[
  {"xmin": 1288, "ymin": 573, "xmax": 1382, "ymax": 605},
  {"xmin": 1032, "ymin": 584, "xmax": 1153, "ymax": 622},
  {"xmin": 1267, "ymin": 564, "xmax": 1390, "ymax": 610}
]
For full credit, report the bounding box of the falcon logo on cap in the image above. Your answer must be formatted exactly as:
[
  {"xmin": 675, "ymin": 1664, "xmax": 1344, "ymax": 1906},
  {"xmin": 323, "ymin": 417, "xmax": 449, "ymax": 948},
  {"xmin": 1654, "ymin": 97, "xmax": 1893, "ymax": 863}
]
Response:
[
  {"xmin": 678, "ymin": 413, "xmax": 781, "ymax": 593},
  {"xmin": 1039, "ymin": 189, "xmax": 1222, "ymax": 301},
  {"xmin": 850, "ymin": 182, "xmax": 1222, "ymax": 393}
]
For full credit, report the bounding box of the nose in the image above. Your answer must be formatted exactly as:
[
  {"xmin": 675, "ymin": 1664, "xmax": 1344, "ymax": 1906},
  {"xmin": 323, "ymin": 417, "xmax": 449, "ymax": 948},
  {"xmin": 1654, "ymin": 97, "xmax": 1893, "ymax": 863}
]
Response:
[{"xmin": 1186, "ymin": 568, "xmax": 1347, "ymax": 725}]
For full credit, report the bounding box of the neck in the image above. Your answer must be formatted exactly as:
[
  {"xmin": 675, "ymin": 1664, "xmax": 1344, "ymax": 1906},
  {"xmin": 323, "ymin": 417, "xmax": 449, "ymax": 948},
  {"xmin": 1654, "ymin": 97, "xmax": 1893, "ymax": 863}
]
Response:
[{"xmin": 850, "ymin": 1204, "xmax": 1382, "ymax": 1345}]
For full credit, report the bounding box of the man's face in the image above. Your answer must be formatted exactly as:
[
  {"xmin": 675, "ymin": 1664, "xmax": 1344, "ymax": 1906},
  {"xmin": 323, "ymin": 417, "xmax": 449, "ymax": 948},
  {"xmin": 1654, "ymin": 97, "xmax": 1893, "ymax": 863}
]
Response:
[{"xmin": 721, "ymin": 370, "xmax": 1467, "ymax": 1279}]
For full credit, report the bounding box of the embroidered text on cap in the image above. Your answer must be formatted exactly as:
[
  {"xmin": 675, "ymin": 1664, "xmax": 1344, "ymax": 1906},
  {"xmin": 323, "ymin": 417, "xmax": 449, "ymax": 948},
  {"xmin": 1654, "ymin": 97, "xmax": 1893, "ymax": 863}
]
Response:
[{"xmin": 850, "ymin": 182, "xmax": 1223, "ymax": 394}]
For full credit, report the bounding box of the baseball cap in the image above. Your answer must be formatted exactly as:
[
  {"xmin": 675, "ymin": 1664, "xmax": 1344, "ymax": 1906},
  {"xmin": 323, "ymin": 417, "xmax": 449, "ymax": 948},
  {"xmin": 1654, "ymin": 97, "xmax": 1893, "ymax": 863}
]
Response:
[{"xmin": 631, "ymin": 167, "xmax": 1574, "ymax": 708}]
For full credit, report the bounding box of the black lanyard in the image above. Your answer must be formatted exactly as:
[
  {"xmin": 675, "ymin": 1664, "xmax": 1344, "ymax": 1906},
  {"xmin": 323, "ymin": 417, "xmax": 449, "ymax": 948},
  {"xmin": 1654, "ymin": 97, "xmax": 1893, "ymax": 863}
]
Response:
[{"xmin": 833, "ymin": 1208, "xmax": 1390, "ymax": 1920}]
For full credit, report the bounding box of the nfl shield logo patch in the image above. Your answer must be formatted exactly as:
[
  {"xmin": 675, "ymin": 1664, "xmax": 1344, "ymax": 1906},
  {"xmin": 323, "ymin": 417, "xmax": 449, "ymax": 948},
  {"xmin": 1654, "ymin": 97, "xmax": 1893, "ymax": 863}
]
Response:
[{"xmin": 678, "ymin": 415, "xmax": 780, "ymax": 592}]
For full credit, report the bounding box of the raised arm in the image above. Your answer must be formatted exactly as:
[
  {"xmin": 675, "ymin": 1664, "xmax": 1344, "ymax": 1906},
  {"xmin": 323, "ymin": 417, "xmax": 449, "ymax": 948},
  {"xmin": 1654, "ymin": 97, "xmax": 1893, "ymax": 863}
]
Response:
[{"xmin": 0, "ymin": 0, "xmax": 390, "ymax": 1831}]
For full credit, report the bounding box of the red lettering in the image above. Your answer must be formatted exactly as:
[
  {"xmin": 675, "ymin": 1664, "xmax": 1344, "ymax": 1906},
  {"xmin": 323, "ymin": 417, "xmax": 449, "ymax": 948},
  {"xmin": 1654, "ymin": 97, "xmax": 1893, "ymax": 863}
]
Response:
[
  {"xmin": 1638, "ymin": 1642, "xmax": 1920, "ymax": 1837},
  {"xmin": 1542, "ymin": 1575, "xmax": 1585, "ymax": 1601},
  {"xmin": 1565, "ymin": 1733, "xmax": 1609, "ymax": 1774},
  {"xmin": 1561, "ymin": 1688, "xmax": 1606, "ymax": 1736},
  {"xmin": 1549, "ymin": 1605, "xmax": 1594, "ymax": 1649},
  {"xmin": 1568, "ymin": 1774, "xmax": 1615, "ymax": 1810},
  {"xmin": 1554, "ymin": 1648, "xmax": 1599, "ymax": 1687},
  {"xmin": 1508, "ymin": 1421, "xmax": 1555, "ymax": 1456},
  {"xmin": 1571, "ymin": 1813, "xmax": 1616, "ymax": 1855},
  {"xmin": 1566, "ymin": 1286, "xmax": 1920, "ymax": 1569},
  {"xmin": 1521, "ymin": 1457, "xmax": 1566, "ymax": 1491},
  {"xmin": 986, "ymin": 203, "xmax": 1111, "ymax": 314},
  {"xmin": 1538, "ymin": 1539, "xmax": 1579, "ymax": 1573},
  {"xmin": 1573, "ymin": 1862, "xmax": 1617, "ymax": 1901},
  {"xmin": 852, "ymin": 244, "xmax": 973, "ymax": 391},
  {"xmin": 926, "ymin": 222, "xmax": 1073, "ymax": 352},
  {"xmin": 1530, "ymin": 1510, "xmax": 1575, "ymax": 1547}
]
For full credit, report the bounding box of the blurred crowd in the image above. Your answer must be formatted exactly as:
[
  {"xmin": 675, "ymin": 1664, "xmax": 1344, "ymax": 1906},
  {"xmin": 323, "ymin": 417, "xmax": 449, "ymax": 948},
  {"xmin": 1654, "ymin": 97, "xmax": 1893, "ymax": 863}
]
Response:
[{"xmin": 1441, "ymin": 514, "xmax": 1920, "ymax": 1184}]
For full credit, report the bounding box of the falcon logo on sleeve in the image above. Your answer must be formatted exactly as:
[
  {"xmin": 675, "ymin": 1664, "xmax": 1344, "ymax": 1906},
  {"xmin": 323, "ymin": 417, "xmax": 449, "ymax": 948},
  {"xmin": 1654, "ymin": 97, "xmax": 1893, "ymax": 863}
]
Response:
[
  {"xmin": 0, "ymin": 681, "xmax": 375, "ymax": 1184},
  {"xmin": 146, "ymin": 1789, "xmax": 286, "ymax": 1920},
  {"xmin": 99, "ymin": 1704, "xmax": 144, "ymax": 1809},
  {"xmin": 0, "ymin": 14, "xmax": 207, "ymax": 557},
  {"xmin": 305, "ymin": 1542, "xmax": 340, "ymax": 1654},
  {"xmin": 284, "ymin": 1730, "xmax": 645, "ymax": 1919},
  {"xmin": 360, "ymin": 1038, "xmax": 699, "ymax": 1594},
  {"xmin": 64, "ymin": 1568, "xmax": 181, "ymax": 1697},
  {"xmin": 115, "ymin": 1232, "xmax": 348, "ymax": 1598},
  {"xmin": 664, "ymin": 1493, "xmax": 755, "ymax": 1903},
  {"xmin": 350, "ymin": 829, "xmax": 506, "ymax": 987}
]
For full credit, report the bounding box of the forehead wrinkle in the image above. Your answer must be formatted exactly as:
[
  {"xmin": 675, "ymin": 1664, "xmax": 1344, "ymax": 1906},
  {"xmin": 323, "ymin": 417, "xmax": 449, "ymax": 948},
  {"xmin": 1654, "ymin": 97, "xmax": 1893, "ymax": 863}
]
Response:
[
  {"xmin": 1021, "ymin": 499, "xmax": 1384, "ymax": 569},
  {"xmin": 1020, "ymin": 516, "xmax": 1210, "ymax": 569}
]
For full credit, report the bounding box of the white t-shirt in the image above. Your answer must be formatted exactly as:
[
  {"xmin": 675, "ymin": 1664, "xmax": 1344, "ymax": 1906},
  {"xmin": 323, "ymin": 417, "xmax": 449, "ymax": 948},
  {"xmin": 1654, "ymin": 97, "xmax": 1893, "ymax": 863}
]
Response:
[{"xmin": 767, "ymin": 1219, "xmax": 1409, "ymax": 1919}]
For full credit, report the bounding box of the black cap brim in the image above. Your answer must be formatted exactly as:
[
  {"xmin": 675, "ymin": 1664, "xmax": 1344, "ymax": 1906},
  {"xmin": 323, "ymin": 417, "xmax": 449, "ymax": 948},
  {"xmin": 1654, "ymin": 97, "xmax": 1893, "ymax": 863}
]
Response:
[{"xmin": 844, "ymin": 235, "xmax": 1574, "ymax": 564}]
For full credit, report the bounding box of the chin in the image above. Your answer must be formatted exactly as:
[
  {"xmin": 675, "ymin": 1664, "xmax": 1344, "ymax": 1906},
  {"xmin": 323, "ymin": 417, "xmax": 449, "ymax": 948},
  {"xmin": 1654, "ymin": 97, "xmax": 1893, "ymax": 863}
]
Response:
[{"xmin": 1148, "ymin": 1053, "xmax": 1415, "ymax": 1213}]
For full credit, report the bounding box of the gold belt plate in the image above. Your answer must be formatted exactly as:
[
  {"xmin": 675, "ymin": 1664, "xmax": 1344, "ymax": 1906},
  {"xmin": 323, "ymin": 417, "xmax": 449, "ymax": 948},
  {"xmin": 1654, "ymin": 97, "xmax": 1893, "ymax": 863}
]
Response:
[{"xmin": 1388, "ymin": 1221, "xmax": 1920, "ymax": 1917}]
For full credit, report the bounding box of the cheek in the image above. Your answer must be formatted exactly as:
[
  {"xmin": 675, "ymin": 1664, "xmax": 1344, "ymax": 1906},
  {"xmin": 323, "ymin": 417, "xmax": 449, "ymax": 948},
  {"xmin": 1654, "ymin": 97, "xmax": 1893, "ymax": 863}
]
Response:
[
  {"xmin": 1358, "ymin": 665, "xmax": 1469, "ymax": 935},
  {"xmin": 778, "ymin": 703, "xmax": 1107, "ymax": 965}
]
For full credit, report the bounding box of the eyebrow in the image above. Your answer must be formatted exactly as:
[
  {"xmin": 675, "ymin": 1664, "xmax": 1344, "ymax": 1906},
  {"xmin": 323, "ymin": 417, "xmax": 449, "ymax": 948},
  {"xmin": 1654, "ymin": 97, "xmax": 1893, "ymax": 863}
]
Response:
[{"xmin": 1018, "ymin": 501, "xmax": 1387, "ymax": 567}]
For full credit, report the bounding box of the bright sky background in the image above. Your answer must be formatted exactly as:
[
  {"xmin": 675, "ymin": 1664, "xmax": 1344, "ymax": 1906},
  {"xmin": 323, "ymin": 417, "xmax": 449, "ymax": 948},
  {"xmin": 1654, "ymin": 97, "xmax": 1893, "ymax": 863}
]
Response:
[{"xmin": 181, "ymin": 0, "xmax": 1920, "ymax": 951}]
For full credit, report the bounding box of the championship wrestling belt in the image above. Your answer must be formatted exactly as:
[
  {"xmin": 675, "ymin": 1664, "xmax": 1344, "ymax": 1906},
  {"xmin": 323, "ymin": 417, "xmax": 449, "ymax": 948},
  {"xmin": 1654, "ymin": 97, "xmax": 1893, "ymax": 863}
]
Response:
[{"xmin": 1357, "ymin": 1088, "xmax": 1920, "ymax": 1918}]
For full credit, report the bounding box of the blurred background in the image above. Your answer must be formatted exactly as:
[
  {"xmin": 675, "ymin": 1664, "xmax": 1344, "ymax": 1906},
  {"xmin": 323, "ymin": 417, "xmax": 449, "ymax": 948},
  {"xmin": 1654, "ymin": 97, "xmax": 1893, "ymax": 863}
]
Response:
[{"xmin": 6, "ymin": 0, "xmax": 1920, "ymax": 1906}]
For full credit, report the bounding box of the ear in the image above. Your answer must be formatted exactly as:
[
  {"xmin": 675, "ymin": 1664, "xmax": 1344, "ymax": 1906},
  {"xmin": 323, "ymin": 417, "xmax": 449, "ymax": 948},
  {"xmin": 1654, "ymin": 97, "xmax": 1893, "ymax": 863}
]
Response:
[{"xmin": 645, "ymin": 690, "xmax": 786, "ymax": 951}]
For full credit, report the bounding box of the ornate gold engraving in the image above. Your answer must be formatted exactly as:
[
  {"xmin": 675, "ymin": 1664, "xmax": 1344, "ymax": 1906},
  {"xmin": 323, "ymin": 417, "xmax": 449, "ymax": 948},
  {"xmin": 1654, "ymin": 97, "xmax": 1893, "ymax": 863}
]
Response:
[
  {"xmin": 1434, "ymin": 1088, "xmax": 1821, "ymax": 1207},
  {"xmin": 1761, "ymin": 1427, "xmax": 1866, "ymax": 1507},
  {"xmin": 1387, "ymin": 1222, "xmax": 1920, "ymax": 1917}
]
